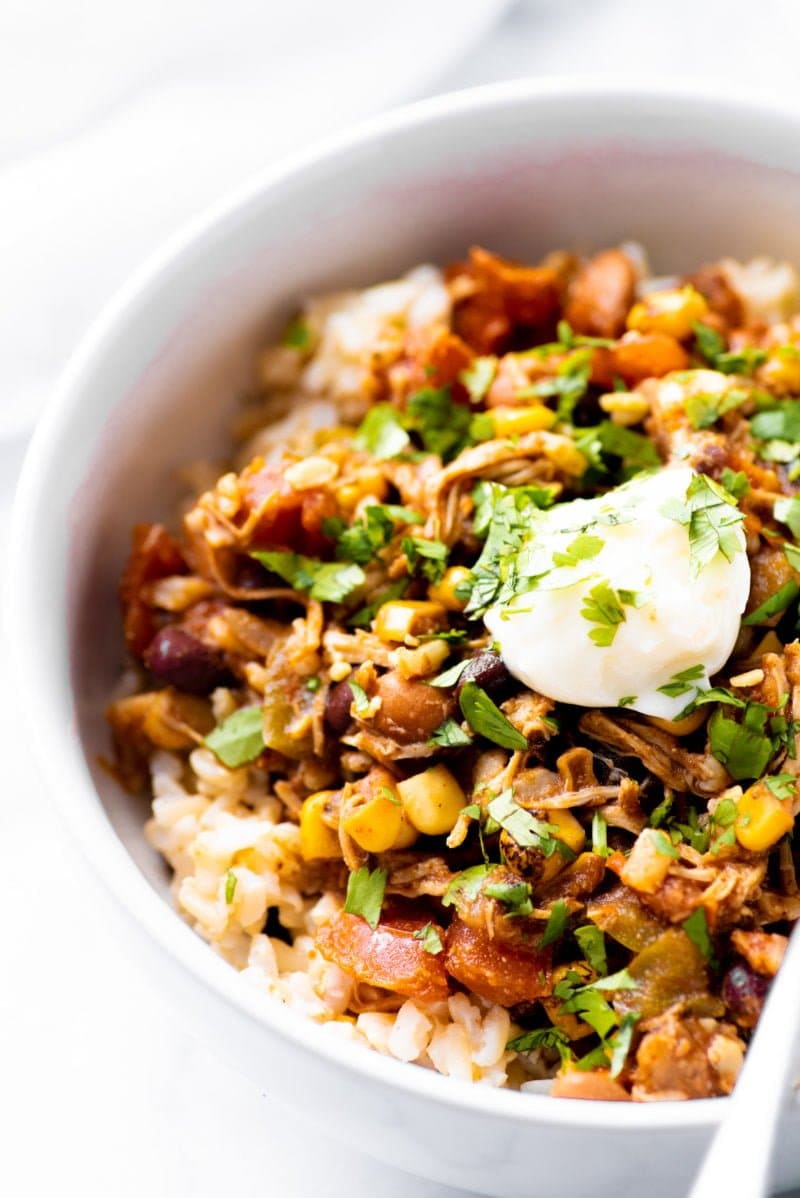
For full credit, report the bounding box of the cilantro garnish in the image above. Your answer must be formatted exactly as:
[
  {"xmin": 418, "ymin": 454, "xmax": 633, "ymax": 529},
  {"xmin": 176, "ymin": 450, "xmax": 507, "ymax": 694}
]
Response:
[
  {"xmin": 428, "ymin": 718, "xmax": 473, "ymax": 748},
  {"xmin": 618, "ymin": 695, "xmax": 636, "ymax": 708},
  {"xmin": 742, "ymin": 579, "xmax": 800, "ymax": 626},
  {"xmin": 765, "ymin": 773, "xmax": 797, "ymax": 800},
  {"xmin": 324, "ymin": 504, "xmax": 421, "ymax": 565},
  {"xmin": 721, "ymin": 468, "xmax": 750, "ymax": 500},
  {"xmin": 442, "ymin": 864, "xmax": 491, "ymax": 908},
  {"xmin": 685, "ymin": 388, "xmax": 748, "ymax": 431},
  {"xmin": 251, "ymin": 550, "xmax": 364, "ymax": 603},
  {"xmin": 507, "ymin": 1025, "xmax": 574, "ymax": 1064},
  {"xmin": 282, "ymin": 317, "xmax": 311, "ymax": 349},
  {"xmin": 354, "ymin": 404, "xmax": 411, "ymax": 459},
  {"xmin": 556, "ymin": 320, "xmax": 616, "ymax": 351},
  {"xmin": 682, "ymin": 908, "xmax": 714, "ymax": 963},
  {"xmin": 487, "ymin": 790, "xmax": 574, "ymax": 859},
  {"xmin": 552, "ymin": 533, "xmax": 604, "ymax": 568},
  {"xmin": 538, "ymin": 899, "xmax": 571, "ymax": 948},
  {"xmin": 751, "ymin": 400, "xmax": 800, "ymax": 444},
  {"xmin": 413, "ymin": 923, "xmax": 444, "ymax": 955},
  {"xmin": 428, "ymin": 659, "xmax": 470, "ymax": 688},
  {"xmin": 708, "ymin": 702, "xmax": 780, "ymax": 781},
  {"xmin": 579, "ymin": 580, "xmax": 630, "ymax": 647},
  {"xmin": 347, "ymin": 681, "xmax": 371, "ymax": 718},
  {"xmin": 591, "ymin": 810, "xmax": 610, "ymax": 858},
  {"xmin": 344, "ymin": 866, "xmax": 387, "ymax": 930},
  {"xmin": 693, "ymin": 323, "xmax": 767, "ymax": 375},
  {"xmin": 774, "ymin": 496, "xmax": 800, "ymax": 540},
  {"xmin": 406, "ymin": 386, "xmax": 488, "ymax": 461},
  {"xmin": 204, "ymin": 706, "xmax": 264, "ymax": 768},
  {"xmin": 516, "ymin": 348, "xmax": 593, "ymax": 423},
  {"xmin": 225, "ymin": 870, "xmax": 237, "ymax": 904},
  {"xmin": 575, "ymin": 925, "xmax": 607, "ymax": 975},
  {"xmin": 608, "ymin": 1013, "xmax": 639, "ymax": 1079},
  {"xmin": 485, "ymin": 879, "xmax": 534, "ymax": 917},
  {"xmin": 305, "ymin": 676, "xmax": 321, "ymax": 693},
  {"xmin": 464, "ymin": 480, "xmax": 557, "ymax": 616},
  {"xmin": 402, "ymin": 536, "xmax": 449, "ymax": 584},
  {"xmin": 657, "ymin": 664, "xmax": 706, "ymax": 698},
  {"xmin": 652, "ymin": 829, "xmax": 680, "ymax": 859},
  {"xmin": 459, "ymin": 681, "xmax": 528, "ymax": 750},
  {"xmin": 572, "ymin": 422, "xmax": 660, "ymax": 481},
  {"xmin": 459, "ymin": 356, "xmax": 497, "ymax": 402},
  {"xmin": 660, "ymin": 473, "xmax": 744, "ymax": 576}
]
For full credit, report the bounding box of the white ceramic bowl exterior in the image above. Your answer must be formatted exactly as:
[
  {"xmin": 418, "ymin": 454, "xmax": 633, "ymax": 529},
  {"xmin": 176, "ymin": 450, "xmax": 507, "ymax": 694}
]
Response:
[{"xmin": 10, "ymin": 81, "xmax": 800, "ymax": 1198}]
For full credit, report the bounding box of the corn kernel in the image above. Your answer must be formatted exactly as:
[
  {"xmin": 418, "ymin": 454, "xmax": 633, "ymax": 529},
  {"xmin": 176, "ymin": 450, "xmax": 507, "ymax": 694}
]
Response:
[
  {"xmin": 374, "ymin": 600, "xmax": 446, "ymax": 643},
  {"xmin": 736, "ymin": 783, "xmax": 794, "ymax": 853},
  {"xmin": 547, "ymin": 440, "xmax": 588, "ymax": 477},
  {"xmin": 540, "ymin": 809, "xmax": 587, "ymax": 883},
  {"xmin": 620, "ymin": 828, "xmax": 673, "ymax": 894},
  {"xmin": 283, "ymin": 455, "xmax": 338, "ymax": 489},
  {"xmin": 626, "ymin": 285, "xmax": 708, "ymax": 340},
  {"xmin": 300, "ymin": 791, "xmax": 342, "ymax": 860},
  {"xmin": 598, "ymin": 390, "xmax": 651, "ymax": 427},
  {"xmin": 394, "ymin": 638, "xmax": 451, "ymax": 680},
  {"xmin": 343, "ymin": 789, "xmax": 413, "ymax": 854},
  {"xmin": 428, "ymin": 566, "xmax": 472, "ymax": 613},
  {"xmin": 758, "ymin": 347, "xmax": 800, "ymax": 395},
  {"xmin": 397, "ymin": 764, "xmax": 467, "ymax": 836},
  {"xmin": 491, "ymin": 405, "xmax": 556, "ymax": 437},
  {"xmin": 329, "ymin": 660, "xmax": 352, "ymax": 682}
]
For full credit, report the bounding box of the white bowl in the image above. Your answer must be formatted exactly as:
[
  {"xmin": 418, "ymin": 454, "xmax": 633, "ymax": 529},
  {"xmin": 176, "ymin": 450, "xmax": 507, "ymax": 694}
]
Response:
[{"xmin": 10, "ymin": 79, "xmax": 800, "ymax": 1198}]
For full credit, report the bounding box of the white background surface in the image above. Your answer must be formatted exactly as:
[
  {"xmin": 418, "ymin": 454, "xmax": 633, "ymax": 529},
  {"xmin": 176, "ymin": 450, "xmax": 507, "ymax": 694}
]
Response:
[{"xmin": 4, "ymin": 2, "xmax": 800, "ymax": 1196}]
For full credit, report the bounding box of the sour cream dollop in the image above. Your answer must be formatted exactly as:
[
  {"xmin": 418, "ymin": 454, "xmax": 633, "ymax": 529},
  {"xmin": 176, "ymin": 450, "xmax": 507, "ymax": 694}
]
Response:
[{"xmin": 483, "ymin": 466, "xmax": 750, "ymax": 719}]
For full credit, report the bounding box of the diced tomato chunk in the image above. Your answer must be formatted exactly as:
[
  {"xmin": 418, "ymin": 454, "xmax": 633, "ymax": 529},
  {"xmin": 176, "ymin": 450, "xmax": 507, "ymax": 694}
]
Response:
[
  {"xmin": 315, "ymin": 912, "xmax": 450, "ymax": 1004},
  {"xmin": 444, "ymin": 918, "xmax": 552, "ymax": 1006}
]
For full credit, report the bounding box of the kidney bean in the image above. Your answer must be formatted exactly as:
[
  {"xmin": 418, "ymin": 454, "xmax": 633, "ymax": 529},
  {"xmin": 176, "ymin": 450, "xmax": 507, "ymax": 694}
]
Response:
[
  {"xmin": 456, "ymin": 651, "xmax": 512, "ymax": 699},
  {"xmin": 721, "ymin": 961, "xmax": 770, "ymax": 1029},
  {"xmin": 144, "ymin": 627, "xmax": 230, "ymax": 694},
  {"xmin": 373, "ymin": 672, "xmax": 453, "ymax": 743},
  {"xmin": 324, "ymin": 681, "xmax": 354, "ymax": 735}
]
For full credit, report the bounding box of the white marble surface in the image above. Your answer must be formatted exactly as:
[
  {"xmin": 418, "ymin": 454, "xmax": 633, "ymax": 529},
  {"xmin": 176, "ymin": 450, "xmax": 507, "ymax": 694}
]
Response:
[{"xmin": 4, "ymin": 2, "xmax": 800, "ymax": 1196}]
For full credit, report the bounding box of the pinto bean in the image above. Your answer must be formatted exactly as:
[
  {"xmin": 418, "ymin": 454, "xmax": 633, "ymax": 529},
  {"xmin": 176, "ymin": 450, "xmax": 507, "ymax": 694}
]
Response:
[
  {"xmin": 144, "ymin": 627, "xmax": 230, "ymax": 694},
  {"xmin": 373, "ymin": 672, "xmax": 453, "ymax": 744}
]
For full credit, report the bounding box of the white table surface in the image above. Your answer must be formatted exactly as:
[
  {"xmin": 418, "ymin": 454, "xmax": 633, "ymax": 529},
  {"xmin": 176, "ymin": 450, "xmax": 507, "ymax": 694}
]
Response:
[{"xmin": 4, "ymin": 2, "xmax": 800, "ymax": 1195}]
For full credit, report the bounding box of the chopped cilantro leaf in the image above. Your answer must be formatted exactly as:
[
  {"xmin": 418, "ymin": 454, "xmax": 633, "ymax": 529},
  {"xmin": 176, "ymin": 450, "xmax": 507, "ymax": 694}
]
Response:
[
  {"xmin": 347, "ymin": 681, "xmax": 371, "ymax": 717},
  {"xmin": 682, "ymin": 908, "xmax": 714, "ymax": 963},
  {"xmin": 552, "ymin": 533, "xmax": 604, "ymax": 568},
  {"xmin": 708, "ymin": 704, "xmax": 776, "ymax": 781},
  {"xmin": 775, "ymin": 496, "xmax": 800, "ymax": 540},
  {"xmin": 657, "ymin": 664, "xmax": 706, "ymax": 698},
  {"xmin": 591, "ymin": 810, "xmax": 610, "ymax": 858},
  {"xmin": 487, "ymin": 790, "xmax": 574, "ymax": 859},
  {"xmin": 328, "ymin": 504, "xmax": 421, "ymax": 565},
  {"xmin": 344, "ymin": 866, "xmax": 387, "ymax": 930},
  {"xmin": 538, "ymin": 899, "xmax": 571, "ymax": 948},
  {"xmin": 608, "ymin": 1013, "xmax": 639, "ymax": 1079},
  {"xmin": 282, "ymin": 317, "xmax": 311, "ymax": 349},
  {"xmin": 575, "ymin": 925, "xmax": 607, "ymax": 975},
  {"xmin": 765, "ymin": 773, "xmax": 797, "ymax": 800},
  {"xmin": 720, "ymin": 468, "xmax": 750, "ymax": 500},
  {"xmin": 402, "ymin": 535, "xmax": 449, "ymax": 584},
  {"xmin": 413, "ymin": 922, "xmax": 444, "ymax": 954},
  {"xmin": 507, "ymin": 1026, "xmax": 574, "ymax": 1064},
  {"xmin": 751, "ymin": 400, "xmax": 800, "ymax": 444},
  {"xmin": 580, "ymin": 580, "xmax": 627, "ymax": 647},
  {"xmin": 459, "ymin": 681, "xmax": 528, "ymax": 750},
  {"xmin": 685, "ymin": 387, "xmax": 747, "ymax": 430},
  {"xmin": 225, "ymin": 870, "xmax": 237, "ymax": 904},
  {"xmin": 204, "ymin": 706, "xmax": 264, "ymax": 768},
  {"xmin": 354, "ymin": 404, "xmax": 410, "ymax": 459},
  {"xmin": 442, "ymin": 864, "xmax": 491, "ymax": 908},
  {"xmin": 485, "ymin": 879, "xmax": 534, "ymax": 917},
  {"xmin": 618, "ymin": 695, "xmax": 637, "ymax": 708},
  {"xmin": 428, "ymin": 718, "xmax": 473, "ymax": 747},
  {"xmin": 429, "ymin": 659, "xmax": 470, "ymax": 688},
  {"xmin": 743, "ymin": 579, "xmax": 800, "ymax": 625},
  {"xmin": 572, "ymin": 421, "xmax": 660, "ymax": 481},
  {"xmin": 652, "ymin": 829, "xmax": 680, "ymax": 859},
  {"xmin": 661, "ymin": 472, "xmax": 744, "ymax": 576},
  {"xmin": 251, "ymin": 550, "xmax": 364, "ymax": 603},
  {"xmin": 460, "ymin": 356, "xmax": 497, "ymax": 402}
]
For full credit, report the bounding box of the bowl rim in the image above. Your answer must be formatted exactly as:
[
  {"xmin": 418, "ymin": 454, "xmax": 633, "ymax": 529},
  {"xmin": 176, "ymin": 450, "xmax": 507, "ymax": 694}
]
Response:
[{"xmin": 11, "ymin": 75, "xmax": 800, "ymax": 1133}]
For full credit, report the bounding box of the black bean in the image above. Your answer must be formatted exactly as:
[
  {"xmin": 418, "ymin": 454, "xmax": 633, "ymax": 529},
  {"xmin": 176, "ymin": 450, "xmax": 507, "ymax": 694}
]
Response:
[
  {"xmin": 144, "ymin": 627, "xmax": 230, "ymax": 694},
  {"xmin": 721, "ymin": 961, "xmax": 770, "ymax": 1028},
  {"xmin": 325, "ymin": 680, "xmax": 354, "ymax": 735},
  {"xmin": 456, "ymin": 651, "xmax": 513, "ymax": 699}
]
